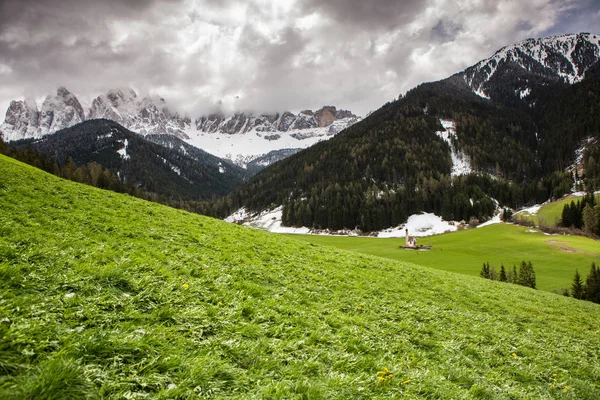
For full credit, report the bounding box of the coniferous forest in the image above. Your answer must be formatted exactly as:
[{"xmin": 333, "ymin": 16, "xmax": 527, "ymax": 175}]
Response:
[{"xmin": 202, "ymin": 67, "xmax": 600, "ymax": 231}]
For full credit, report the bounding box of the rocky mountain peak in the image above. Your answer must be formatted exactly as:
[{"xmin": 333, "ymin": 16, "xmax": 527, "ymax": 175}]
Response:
[{"xmin": 461, "ymin": 33, "xmax": 600, "ymax": 100}]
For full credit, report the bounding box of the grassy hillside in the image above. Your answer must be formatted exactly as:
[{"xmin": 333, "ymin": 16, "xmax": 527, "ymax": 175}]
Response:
[
  {"xmin": 292, "ymin": 224, "xmax": 600, "ymax": 293},
  {"xmin": 517, "ymin": 194, "xmax": 600, "ymax": 226},
  {"xmin": 1, "ymin": 154, "xmax": 599, "ymax": 399}
]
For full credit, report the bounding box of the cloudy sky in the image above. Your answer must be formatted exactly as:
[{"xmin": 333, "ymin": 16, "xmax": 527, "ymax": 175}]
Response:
[{"xmin": 0, "ymin": 0, "xmax": 598, "ymax": 117}]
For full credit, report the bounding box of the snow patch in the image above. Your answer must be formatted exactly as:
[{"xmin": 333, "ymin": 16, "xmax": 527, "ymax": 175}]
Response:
[
  {"xmin": 117, "ymin": 138, "xmax": 130, "ymax": 160},
  {"xmin": 474, "ymin": 88, "xmax": 490, "ymax": 99},
  {"xmin": 516, "ymin": 204, "xmax": 542, "ymax": 215},
  {"xmin": 436, "ymin": 119, "xmax": 472, "ymax": 176},
  {"xmin": 377, "ymin": 213, "xmax": 458, "ymax": 238},
  {"xmin": 519, "ymin": 87, "xmax": 531, "ymax": 99},
  {"xmin": 477, "ymin": 213, "xmax": 502, "ymax": 228},
  {"xmin": 226, "ymin": 207, "xmax": 310, "ymax": 234}
]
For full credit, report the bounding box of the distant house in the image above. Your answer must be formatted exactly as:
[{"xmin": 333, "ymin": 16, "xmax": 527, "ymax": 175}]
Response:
[{"xmin": 405, "ymin": 229, "xmax": 417, "ymax": 248}]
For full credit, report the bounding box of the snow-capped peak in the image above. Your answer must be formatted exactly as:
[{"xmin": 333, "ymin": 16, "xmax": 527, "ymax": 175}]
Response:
[{"xmin": 462, "ymin": 33, "xmax": 600, "ymax": 98}]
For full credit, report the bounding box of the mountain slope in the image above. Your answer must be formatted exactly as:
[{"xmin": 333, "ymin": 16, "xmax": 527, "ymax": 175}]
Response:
[
  {"xmin": 14, "ymin": 119, "xmax": 246, "ymax": 200},
  {"xmin": 1, "ymin": 154, "xmax": 600, "ymax": 398},
  {"xmin": 224, "ymin": 33, "xmax": 600, "ymax": 230}
]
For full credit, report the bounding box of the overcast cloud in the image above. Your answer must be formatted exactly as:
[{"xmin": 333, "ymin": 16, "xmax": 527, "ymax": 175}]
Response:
[{"xmin": 0, "ymin": 0, "xmax": 597, "ymax": 117}]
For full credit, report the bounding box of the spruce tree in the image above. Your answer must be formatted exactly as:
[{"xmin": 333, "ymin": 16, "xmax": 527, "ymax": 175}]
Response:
[
  {"xmin": 584, "ymin": 262, "xmax": 600, "ymax": 304},
  {"xmin": 518, "ymin": 261, "xmax": 536, "ymax": 289},
  {"xmin": 561, "ymin": 203, "xmax": 571, "ymax": 227},
  {"xmin": 512, "ymin": 265, "xmax": 518, "ymax": 285},
  {"xmin": 528, "ymin": 261, "xmax": 536, "ymax": 289},
  {"xmin": 480, "ymin": 263, "xmax": 490, "ymax": 279},
  {"xmin": 571, "ymin": 269, "xmax": 585, "ymax": 300},
  {"xmin": 499, "ymin": 264, "xmax": 507, "ymax": 282}
]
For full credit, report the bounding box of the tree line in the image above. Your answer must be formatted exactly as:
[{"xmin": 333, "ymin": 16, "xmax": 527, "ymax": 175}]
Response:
[
  {"xmin": 560, "ymin": 193, "xmax": 600, "ymax": 237},
  {"xmin": 480, "ymin": 261, "xmax": 536, "ymax": 289},
  {"xmin": 569, "ymin": 263, "xmax": 600, "ymax": 303}
]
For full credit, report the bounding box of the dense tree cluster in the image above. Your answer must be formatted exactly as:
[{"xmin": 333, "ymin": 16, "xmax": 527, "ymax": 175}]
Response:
[
  {"xmin": 570, "ymin": 263, "xmax": 600, "ymax": 303},
  {"xmin": 560, "ymin": 193, "xmax": 600, "ymax": 236},
  {"xmin": 480, "ymin": 261, "xmax": 536, "ymax": 289}
]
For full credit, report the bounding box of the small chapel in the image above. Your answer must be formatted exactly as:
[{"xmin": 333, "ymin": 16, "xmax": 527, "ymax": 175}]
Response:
[{"xmin": 405, "ymin": 229, "xmax": 417, "ymax": 248}]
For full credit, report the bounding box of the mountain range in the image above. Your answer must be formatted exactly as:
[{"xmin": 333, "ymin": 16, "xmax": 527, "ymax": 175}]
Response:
[{"xmin": 0, "ymin": 88, "xmax": 359, "ymax": 169}]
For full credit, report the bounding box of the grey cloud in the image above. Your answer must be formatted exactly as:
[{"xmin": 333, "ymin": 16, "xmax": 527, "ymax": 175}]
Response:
[
  {"xmin": 431, "ymin": 20, "xmax": 463, "ymax": 43},
  {"xmin": 298, "ymin": 0, "xmax": 426, "ymax": 30},
  {"xmin": 0, "ymin": 0, "xmax": 597, "ymax": 119}
]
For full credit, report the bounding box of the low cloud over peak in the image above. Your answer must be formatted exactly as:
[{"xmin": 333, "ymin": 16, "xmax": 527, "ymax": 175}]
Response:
[{"xmin": 0, "ymin": 0, "xmax": 596, "ymax": 117}]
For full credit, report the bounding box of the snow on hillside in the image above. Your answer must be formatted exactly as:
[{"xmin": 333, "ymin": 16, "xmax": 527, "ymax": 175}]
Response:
[
  {"xmin": 225, "ymin": 207, "xmax": 310, "ymax": 234},
  {"xmin": 377, "ymin": 213, "xmax": 458, "ymax": 238},
  {"xmin": 185, "ymin": 126, "xmax": 337, "ymax": 168},
  {"xmin": 226, "ymin": 208, "xmax": 460, "ymax": 237},
  {"xmin": 436, "ymin": 119, "xmax": 472, "ymax": 176}
]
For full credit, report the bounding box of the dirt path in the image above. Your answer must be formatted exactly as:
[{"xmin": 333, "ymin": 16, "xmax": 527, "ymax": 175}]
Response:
[{"xmin": 545, "ymin": 240, "xmax": 600, "ymax": 257}]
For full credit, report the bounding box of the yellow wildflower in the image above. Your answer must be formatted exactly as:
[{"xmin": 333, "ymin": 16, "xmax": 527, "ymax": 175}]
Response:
[
  {"xmin": 551, "ymin": 385, "xmax": 556, "ymax": 389},
  {"xmin": 552, "ymin": 373, "xmax": 557, "ymax": 377},
  {"xmin": 512, "ymin": 352, "xmax": 518, "ymax": 358},
  {"xmin": 218, "ymin": 301, "xmax": 223, "ymax": 306},
  {"xmin": 564, "ymin": 386, "xmax": 568, "ymax": 392},
  {"xmin": 403, "ymin": 379, "xmax": 411, "ymax": 384},
  {"xmin": 183, "ymin": 283, "xmax": 189, "ymax": 289}
]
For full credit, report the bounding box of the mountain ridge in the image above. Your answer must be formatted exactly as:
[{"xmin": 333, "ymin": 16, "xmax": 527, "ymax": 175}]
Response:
[
  {"xmin": 1, "ymin": 87, "xmax": 359, "ymax": 169},
  {"xmin": 217, "ymin": 32, "xmax": 600, "ymax": 231},
  {"xmin": 12, "ymin": 119, "xmax": 246, "ymax": 201}
]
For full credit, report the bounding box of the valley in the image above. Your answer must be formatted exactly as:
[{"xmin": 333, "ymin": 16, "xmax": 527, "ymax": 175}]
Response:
[{"xmin": 290, "ymin": 223, "xmax": 600, "ymax": 293}]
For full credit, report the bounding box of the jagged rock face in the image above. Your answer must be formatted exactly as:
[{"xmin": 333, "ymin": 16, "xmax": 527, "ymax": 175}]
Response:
[
  {"xmin": 39, "ymin": 87, "xmax": 86, "ymax": 136},
  {"xmin": 193, "ymin": 106, "xmax": 357, "ymax": 135},
  {"xmin": 1, "ymin": 87, "xmax": 84, "ymax": 141},
  {"xmin": 315, "ymin": 106, "xmax": 337, "ymax": 127},
  {"xmin": 0, "ymin": 100, "xmax": 40, "ymax": 140},
  {"xmin": 88, "ymin": 89, "xmax": 191, "ymax": 139},
  {"xmin": 461, "ymin": 33, "xmax": 600, "ymax": 100},
  {"xmin": 1, "ymin": 87, "xmax": 358, "ymax": 162}
]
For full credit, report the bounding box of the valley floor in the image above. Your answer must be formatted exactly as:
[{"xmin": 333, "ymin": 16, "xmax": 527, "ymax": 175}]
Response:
[{"xmin": 290, "ymin": 223, "xmax": 600, "ymax": 293}]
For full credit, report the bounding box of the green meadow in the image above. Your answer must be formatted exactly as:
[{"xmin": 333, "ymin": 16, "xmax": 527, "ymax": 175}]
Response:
[
  {"xmin": 291, "ymin": 224, "xmax": 600, "ymax": 293},
  {"xmin": 1, "ymin": 154, "xmax": 600, "ymax": 399},
  {"xmin": 517, "ymin": 194, "xmax": 600, "ymax": 226}
]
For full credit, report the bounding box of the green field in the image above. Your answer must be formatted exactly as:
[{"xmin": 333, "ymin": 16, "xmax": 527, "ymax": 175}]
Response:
[
  {"xmin": 1, "ymin": 154, "xmax": 600, "ymax": 399},
  {"xmin": 291, "ymin": 224, "xmax": 600, "ymax": 293},
  {"xmin": 517, "ymin": 194, "xmax": 600, "ymax": 226}
]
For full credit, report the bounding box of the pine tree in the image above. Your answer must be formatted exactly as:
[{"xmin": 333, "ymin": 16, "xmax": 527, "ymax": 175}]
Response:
[
  {"xmin": 584, "ymin": 262, "xmax": 600, "ymax": 304},
  {"xmin": 571, "ymin": 269, "xmax": 585, "ymax": 300},
  {"xmin": 561, "ymin": 202, "xmax": 571, "ymax": 227},
  {"xmin": 512, "ymin": 265, "xmax": 518, "ymax": 284},
  {"xmin": 499, "ymin": 264, "xmax": 507, "ymax": 282},
  {"xmin": 517, "ymin": 261, "xmax": 536, "ymax": 289},
  {"xmin": 480, "ymin": 262, "xmax": 490, "ymax": 279}
]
